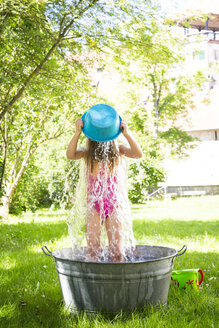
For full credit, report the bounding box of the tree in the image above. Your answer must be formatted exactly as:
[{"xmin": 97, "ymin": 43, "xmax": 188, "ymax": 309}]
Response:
[
  {"xmin": 0, "ymin": 64, "xmax": 91, "ymax": 217},
  {"xmin": 0, "ymin": 0, "xmax": 155, "ymax": 120},
  {"xmin": 0, "ymin": 0, "xmax": 100, "ymax": 120},
  {"xmin": 89, "ymin": 14, "xmax": 204, "ymax": 201},
  {"xmin": 0, "ymin": 0, "xmax": 157, "ymax": 217},
  {"xmin": 109, "ymin": 18, "xmax": 203, "ymax": 147}
]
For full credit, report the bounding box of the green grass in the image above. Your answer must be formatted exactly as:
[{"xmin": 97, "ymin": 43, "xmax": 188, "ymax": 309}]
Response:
[{"xmin": 0, "ymin": 196, "xmax": 218, "ymax": 327}]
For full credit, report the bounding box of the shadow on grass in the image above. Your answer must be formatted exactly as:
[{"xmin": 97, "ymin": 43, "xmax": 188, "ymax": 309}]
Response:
[
  {"xmin": 0, "ymin": 218, "xmax": 69, "ymax": 326},
  {"xmin": 0, "ymin": 248, "xmax": 63, "ymax": 327}
]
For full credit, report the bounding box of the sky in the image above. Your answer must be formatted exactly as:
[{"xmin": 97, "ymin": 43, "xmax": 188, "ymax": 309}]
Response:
[{"xmin": 158, "ymin": 0, "xmax": 219, "ymax": 17}]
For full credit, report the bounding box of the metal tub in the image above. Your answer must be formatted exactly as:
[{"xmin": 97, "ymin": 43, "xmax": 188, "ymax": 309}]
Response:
[{"xmin": 42, "ymin": 245, "xmax": 187, "ymax": 314}]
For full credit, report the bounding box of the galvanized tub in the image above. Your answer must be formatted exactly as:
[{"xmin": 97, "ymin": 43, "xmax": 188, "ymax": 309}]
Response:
[{"xmin": 42, "ymin": 245, "xmax": 187, "ymax": 314}]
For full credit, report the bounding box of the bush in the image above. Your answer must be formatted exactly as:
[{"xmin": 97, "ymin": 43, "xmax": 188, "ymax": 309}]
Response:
[
  {"xmin": 48, "ymin": 161, "xmax": 79, "ymax": 209},
  {"xmin": 128, "ymin": 158, "xmax": 165, "ymax": 203},
  {"xmin": 10, "ymin": 153, "xmax": 80, "ymax": 214},
  {"xmin": 10, "ymin": 163, "xmax": 51, "ymax": 214}
]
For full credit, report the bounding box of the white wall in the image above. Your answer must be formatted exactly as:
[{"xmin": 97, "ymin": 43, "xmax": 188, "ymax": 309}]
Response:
[{"xmin": 164, "ymin": 141, "xmax": 219, "ymax": 186}]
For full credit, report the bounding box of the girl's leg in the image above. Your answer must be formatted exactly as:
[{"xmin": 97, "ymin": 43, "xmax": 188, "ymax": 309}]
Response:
[
  {"xmin": 86, "ymin": 209, "xmax": 101, "ymax": 261},
  {"xmin": 106, "ymin": 214, "xmax": 123, "ymax": 262}
]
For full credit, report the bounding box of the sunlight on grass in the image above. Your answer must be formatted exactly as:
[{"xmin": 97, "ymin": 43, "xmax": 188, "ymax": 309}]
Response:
[
  {"xmin": 29, "ymin": 237, "xmax": 72, "ymax": 255},
  {"xmin": 133, "ymin": 218, "xmax": 218, "ymax": 253},
  {"xmin": 132, "ymin": 196, "xmax": 219, "ymax": 258},
  {"xmin": 0, "ymin": 303, "xmax": 17, "ymax": 320},
  {"xmin": 0, "ymin": 254, "xmax": 17, "ymax": 270},
  {"xmin": 132, "ymin": 195, "xmax": 219, "ymax": 221}
]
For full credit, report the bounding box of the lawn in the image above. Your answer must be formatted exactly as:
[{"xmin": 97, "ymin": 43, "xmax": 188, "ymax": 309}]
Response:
[{"xmin": 0, "ymin": 196, "xmax": 218, "ymax": 327}]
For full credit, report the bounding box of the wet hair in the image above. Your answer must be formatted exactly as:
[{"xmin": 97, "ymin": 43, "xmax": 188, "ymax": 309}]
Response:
[{"xmin": 85, "ymin": 139, "xmax": 119, "ymax": 173}]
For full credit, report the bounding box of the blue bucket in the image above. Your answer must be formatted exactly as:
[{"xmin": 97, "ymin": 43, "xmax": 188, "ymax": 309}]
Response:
[{"xmin": 81, "ymin": 104, "xmax": 122, "ymax": 142}]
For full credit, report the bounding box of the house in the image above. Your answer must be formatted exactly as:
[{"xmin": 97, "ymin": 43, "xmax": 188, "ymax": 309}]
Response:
[{"xmin": 164, "ymin": 13, "xmax": 219, "ymax": 195}]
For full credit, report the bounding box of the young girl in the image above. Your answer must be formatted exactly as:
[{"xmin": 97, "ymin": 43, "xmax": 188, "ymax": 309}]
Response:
[{"xmin": 66, "ymin": 118, "xmax": 143, "ymax": 262}]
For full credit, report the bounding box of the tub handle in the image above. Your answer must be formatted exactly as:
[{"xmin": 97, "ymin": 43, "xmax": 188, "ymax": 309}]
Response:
[
  {"xmin": 176, "ymin": 245, "xmax": 187, "ymax": 257},
  {"xmin": 41, "ymin": 245, "xmax": 53, "ymax": 257}
]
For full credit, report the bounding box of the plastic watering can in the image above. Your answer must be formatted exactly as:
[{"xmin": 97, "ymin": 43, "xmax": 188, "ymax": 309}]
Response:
[{"xmin": 171, "ymin": 269, "xmax": 203, "ymax": 291}]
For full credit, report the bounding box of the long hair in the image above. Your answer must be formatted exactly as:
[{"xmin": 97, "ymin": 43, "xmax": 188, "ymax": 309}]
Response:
[{"xmin": 85, "ymin": 139, "xmax": 119, "ymax": 173}]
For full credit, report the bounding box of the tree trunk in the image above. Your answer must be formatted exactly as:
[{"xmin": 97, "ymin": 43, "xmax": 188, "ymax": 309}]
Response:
[
  {"xmin": 0, "ymin": 195, "xmax": 10, "ymax": 218},
  {"xmin": 0, "ymin": 143, "xmax": 7, "ymax": 191},
  {"xmin": 0, "ymin": 147, "xmax": 37, "ymax": 219},
  {"xmin": 0, "ymin": 39, "xmax": 61, "ymax": 121},
  {"xmin": 0, "ymin": 126, "xmax": 66, "ymax": 219},
  {"xmin": 0, "ymin": 115, "xmax": 8, "ymax": 190},
  {"xmin": 153, "ymin": 99, "xmax": 159, "ymax": 140}
]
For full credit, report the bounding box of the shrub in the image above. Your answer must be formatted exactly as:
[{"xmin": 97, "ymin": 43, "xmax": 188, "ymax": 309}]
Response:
[{"xmin": 128, "ymin": 158, "xmax": 165, "ymax": 203}]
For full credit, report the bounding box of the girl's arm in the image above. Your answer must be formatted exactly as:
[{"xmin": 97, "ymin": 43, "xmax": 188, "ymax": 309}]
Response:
[
  {"xmin": 119, "ymin": 121, "xmax": 143, "ymax": 159},
  {"xmin": 66, "ymin": 118, "xmax": 85, "ymax": 160}
]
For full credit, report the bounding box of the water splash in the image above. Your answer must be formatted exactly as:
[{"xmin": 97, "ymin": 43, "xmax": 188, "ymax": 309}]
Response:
[{"xmin": 66, "ymin": 140, "xmax": 136, "ymax": 262}]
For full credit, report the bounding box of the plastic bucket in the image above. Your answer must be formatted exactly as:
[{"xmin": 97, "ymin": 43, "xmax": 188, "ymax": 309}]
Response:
[{"xmin": 81, "ymin": 104, "xmax": 122, "ymax": 142}]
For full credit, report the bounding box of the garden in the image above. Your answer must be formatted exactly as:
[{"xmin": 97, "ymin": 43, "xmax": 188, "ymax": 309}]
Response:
[
  {"xmin": 0, "ymin": 1, "xmax": 218, "ymax": 327},
  {"xmin": 0, "ymin": 196, "xmax": 218, "ymax": 327}
]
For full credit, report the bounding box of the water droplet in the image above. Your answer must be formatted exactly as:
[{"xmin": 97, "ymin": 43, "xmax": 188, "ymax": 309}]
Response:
[{"xmin": 66, "ymin": 140, "xmax": 136, "ymax": 262}]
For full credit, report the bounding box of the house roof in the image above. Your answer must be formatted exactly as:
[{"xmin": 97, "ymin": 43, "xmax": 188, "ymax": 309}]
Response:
[{"xmin": 177, "ymin": 13, "xmax": 219, "ymax": 32}]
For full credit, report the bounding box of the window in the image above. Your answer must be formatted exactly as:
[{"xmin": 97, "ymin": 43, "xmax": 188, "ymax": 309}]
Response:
[{"xmin": 193, "ymin": 50, "xmax": 206, "ymax": 60}]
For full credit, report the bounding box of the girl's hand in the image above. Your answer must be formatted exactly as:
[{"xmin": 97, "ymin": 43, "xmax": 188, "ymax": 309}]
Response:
[
  {"xmin": 75, "ymin": 118, "xmax": 83, "ymax": 133},
  {"xmin": 120, "ymin": 120, "xmax": 129, "ymax": 137}
]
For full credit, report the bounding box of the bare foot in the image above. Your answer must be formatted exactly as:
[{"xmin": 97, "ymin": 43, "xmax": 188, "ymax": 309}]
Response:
[
  {"xmin": 86, "ymin": 247, "xmax": 100, "ymax": 262},
  {"xmin": 109, "ymin": 247, "xmax": 123, "ymax": 262}
]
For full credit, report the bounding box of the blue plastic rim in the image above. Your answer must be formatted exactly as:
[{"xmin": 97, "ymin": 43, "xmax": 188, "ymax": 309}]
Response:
[{"xmin": 81, "ymin": 104, "xmax": 122, "ymax": 142}]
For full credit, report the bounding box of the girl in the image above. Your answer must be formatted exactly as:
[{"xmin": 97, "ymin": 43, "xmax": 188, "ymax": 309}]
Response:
[{"xmin": 66, "ymin": 118, "xmax": 143, "ymax": 262}]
